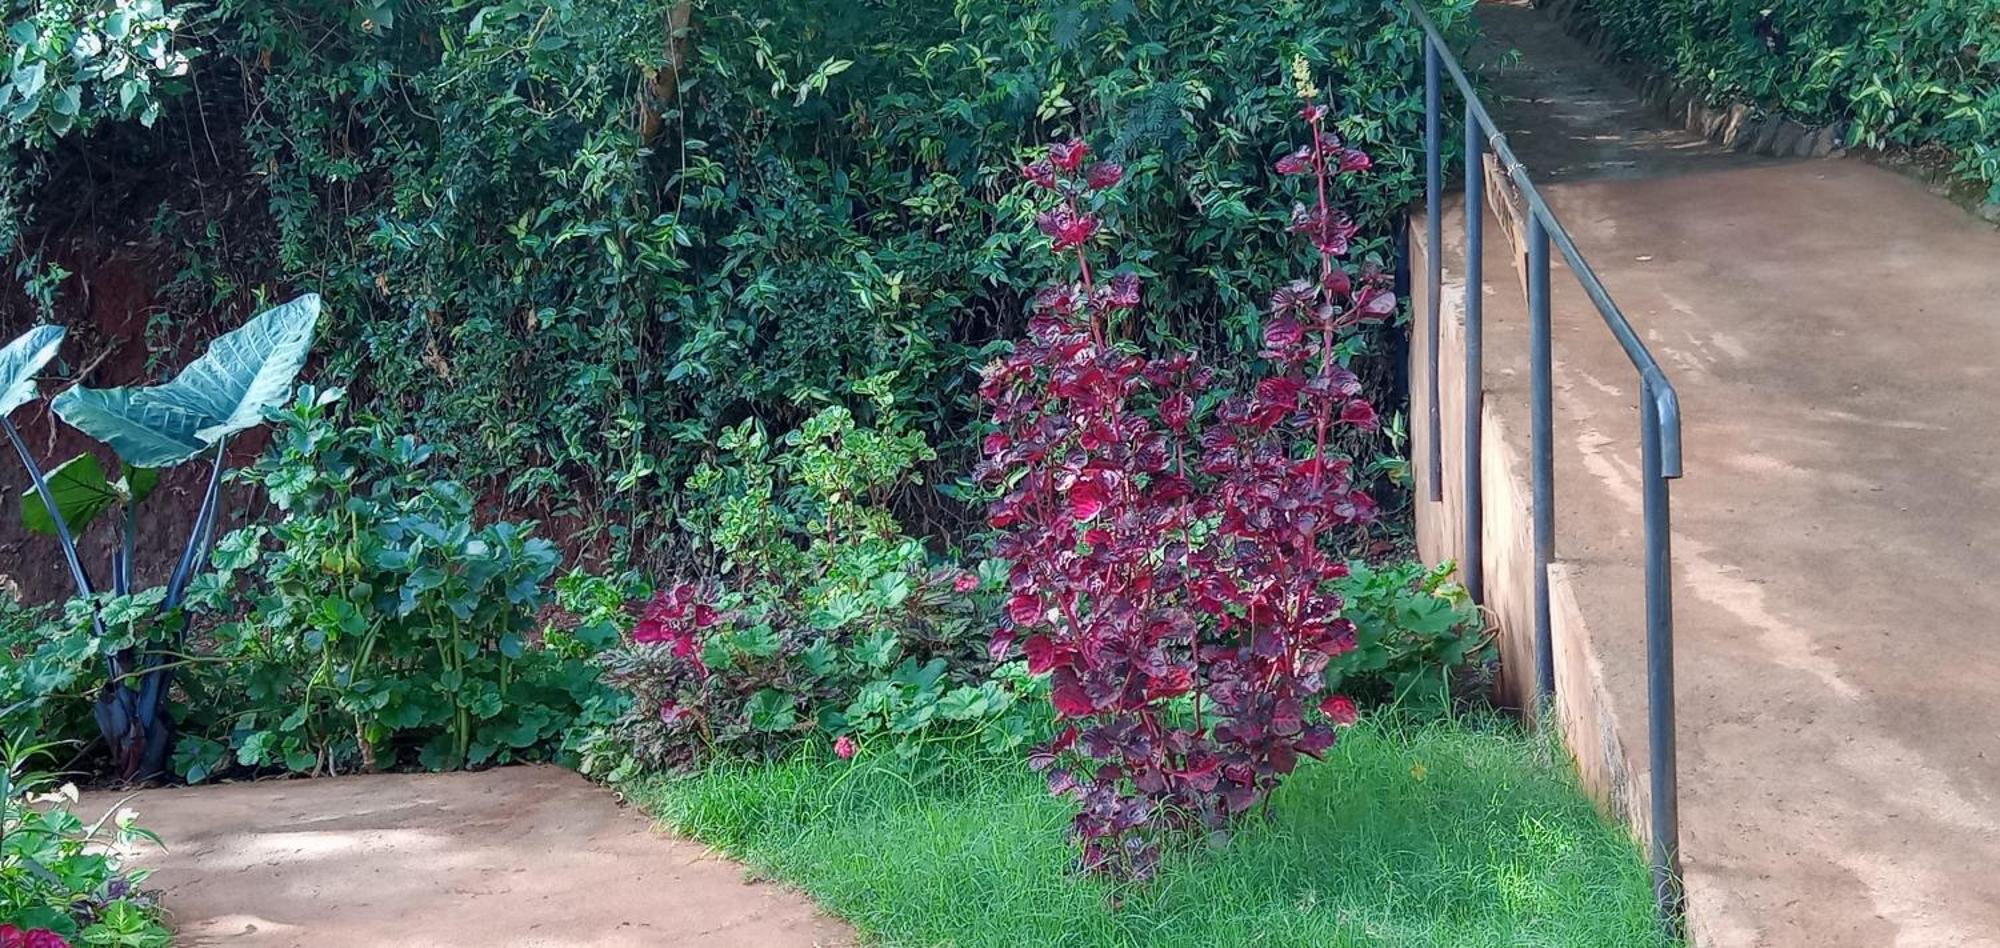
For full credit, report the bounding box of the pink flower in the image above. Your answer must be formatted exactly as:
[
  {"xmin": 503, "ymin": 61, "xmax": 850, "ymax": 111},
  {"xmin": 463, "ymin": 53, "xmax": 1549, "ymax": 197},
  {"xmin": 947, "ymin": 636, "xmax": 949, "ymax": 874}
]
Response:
[
  {"xmin": 1084, "ymin": 161, "xmax": 1124, "ymax": 190},
  {"xmin": 1338, "ymin": 148, "xmax": 1373, "ymax": 173},
  {"xmin": 833, "ymin": 735, "xmax": 858, "ymax": 760},
  {"xmin": 1320, "ymin": 694, "xmax": 1359, "ymax": 726},
  {"xmin": 953, "ymin": 572, "xmax": 981, "ymax": 593}
]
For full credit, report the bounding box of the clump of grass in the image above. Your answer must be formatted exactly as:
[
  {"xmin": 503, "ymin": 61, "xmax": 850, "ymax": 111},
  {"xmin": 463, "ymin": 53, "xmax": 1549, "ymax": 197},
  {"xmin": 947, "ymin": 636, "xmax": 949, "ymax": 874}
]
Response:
[{"xmin": 625, "ymin": 715, "xmax": 1674, "ymax": 948}]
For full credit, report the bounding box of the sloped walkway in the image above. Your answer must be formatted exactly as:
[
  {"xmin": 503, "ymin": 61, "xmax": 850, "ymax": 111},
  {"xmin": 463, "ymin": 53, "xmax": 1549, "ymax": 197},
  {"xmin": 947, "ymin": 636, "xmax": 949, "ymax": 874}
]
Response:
[
  {"xmin": 84, "ymin": 767, "xmax": 855, "ymax": 947},
  {"xmin": 1423, "ymin": 3, "xmax": 2000, "ymax": 946}
]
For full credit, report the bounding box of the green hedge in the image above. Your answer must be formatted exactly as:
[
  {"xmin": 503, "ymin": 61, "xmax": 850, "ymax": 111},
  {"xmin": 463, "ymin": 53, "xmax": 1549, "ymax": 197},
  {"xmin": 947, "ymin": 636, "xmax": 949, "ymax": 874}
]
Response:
[
  {"xmin": 1569, "ymin": 0, "xmax": 2000, "ymax": 202},
  {"xmin": 3, "ymin": 0, "xmax": 1471, "ymax": 566}
]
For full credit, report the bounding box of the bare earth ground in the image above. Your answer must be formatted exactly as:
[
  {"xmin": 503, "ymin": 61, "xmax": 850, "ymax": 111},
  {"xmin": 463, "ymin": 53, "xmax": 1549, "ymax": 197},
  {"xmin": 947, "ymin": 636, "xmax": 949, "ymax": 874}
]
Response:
[{"xmin": 81, "ymin": 766, "xmax": 856, "ymax": 947}]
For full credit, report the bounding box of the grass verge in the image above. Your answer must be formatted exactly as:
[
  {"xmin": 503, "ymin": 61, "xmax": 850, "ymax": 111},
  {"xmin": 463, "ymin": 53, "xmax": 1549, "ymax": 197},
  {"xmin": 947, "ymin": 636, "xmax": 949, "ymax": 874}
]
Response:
[{"xmin": 624, "ymin": 715, "xmax": 1674, "ymax": 947}]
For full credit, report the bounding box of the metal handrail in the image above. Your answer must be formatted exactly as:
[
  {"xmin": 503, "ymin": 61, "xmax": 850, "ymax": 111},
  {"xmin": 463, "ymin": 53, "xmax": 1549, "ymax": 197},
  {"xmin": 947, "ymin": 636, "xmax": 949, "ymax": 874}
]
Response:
[{"xmin": 1397, "ymin": 0, "xmax": 1685, "ymax": 927}]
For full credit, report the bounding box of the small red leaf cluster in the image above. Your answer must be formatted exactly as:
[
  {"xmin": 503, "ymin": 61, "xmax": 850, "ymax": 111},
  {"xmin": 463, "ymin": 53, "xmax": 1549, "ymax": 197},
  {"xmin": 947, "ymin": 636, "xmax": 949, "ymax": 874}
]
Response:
[
  {"xmin": 980, "ymin": 105, "xmax": 1394, "ymax": 877},
  {"xmin": 0, "ymin": 926, "xmax": 69, "ymax": 948}
]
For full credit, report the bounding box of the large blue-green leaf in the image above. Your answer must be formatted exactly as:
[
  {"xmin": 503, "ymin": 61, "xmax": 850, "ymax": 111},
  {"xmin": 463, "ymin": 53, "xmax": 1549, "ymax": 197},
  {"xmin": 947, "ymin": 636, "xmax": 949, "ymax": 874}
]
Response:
[
  {"xmin": 50, "ymin": 387, "xmax": 207, "ymax": 467},
  {"xmin": 0, "ymin": 325, "xmax": 65, "ymax": 417},
  {"xmin": 49, "ymin": 294, "xmax": 320, "ymax": 468},
  {"xmin": 151, "ymin": 294, "xmax": 320, "ymax": 442},
  {"xmin": 19, "ymin": 452, "xmax": 160, "ymax": 536}
]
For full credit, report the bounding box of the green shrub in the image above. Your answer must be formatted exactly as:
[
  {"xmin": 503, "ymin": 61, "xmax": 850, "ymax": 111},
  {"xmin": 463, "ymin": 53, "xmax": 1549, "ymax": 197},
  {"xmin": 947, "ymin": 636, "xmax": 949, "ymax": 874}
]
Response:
[
  {"xmin": 0, "ymin": 597, "xmax": 79, "ymax": 747},
  {"xmin": 1574, "ymin": 0, "xmax": 2000, "ymax": 201},
  {"xmin": 171, "ymin": 388, "xmax": 613, "ymax": 781},
  {"xmin": 5, "ymin": 0, "xmax": 1471, "ymax": 567},
  {"xmin": 0, "ymin": 739, "xmax": 170, "ymax": 945},
  {"xmin": 592, "ymin": 388, "xmax": 1039, "ymax": 780},
  {"xmin": 1330, "ymin": 559, "xmax": 1490, "ymax": 711},
  {"xmin": 0, "ymin": 0, "xmax": 189, "ymax": 148}
]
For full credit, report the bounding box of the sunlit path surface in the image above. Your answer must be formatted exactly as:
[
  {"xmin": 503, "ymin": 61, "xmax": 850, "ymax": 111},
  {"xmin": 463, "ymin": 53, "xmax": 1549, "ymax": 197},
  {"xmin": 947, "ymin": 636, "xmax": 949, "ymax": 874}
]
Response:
[{"xmin": 85, "ymin": 766, "xmax": 855, "ymax": 947}]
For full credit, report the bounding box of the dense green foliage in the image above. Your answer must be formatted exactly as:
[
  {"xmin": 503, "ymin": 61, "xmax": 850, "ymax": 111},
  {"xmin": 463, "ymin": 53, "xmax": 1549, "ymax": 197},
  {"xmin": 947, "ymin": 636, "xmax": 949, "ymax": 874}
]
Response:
[
  {"xmin": 1, "ymin": 740, "xmax": 171, "ymax": 945},
  {"xmin": 4, "ymin": 0, "xmax": 1468, "ymax": 565},
  {"xmin": 591, "ymin": 388, "xmax": 1040, "ymax": 781},
  {"xmin": 1571, "ymin": 0, "xmax": 2000, "ymax": 201},
  {"xmin": 0, "ymin": 387, "xmax": 615, "ymax": 783},
  {"xmin": 1329, "ymin": 560, "xmax": 1489, "ymax": 711},
  {"xmin": 172, "ymin": 389, "xmax": 613, "ymax": 780},
  {"xmin": 0, "ymin": 0, "xmax": 187, "ymax": 148},
  {"xmin": 631, "ymin": 715, "xmax": 1674, "ymax": 948}
]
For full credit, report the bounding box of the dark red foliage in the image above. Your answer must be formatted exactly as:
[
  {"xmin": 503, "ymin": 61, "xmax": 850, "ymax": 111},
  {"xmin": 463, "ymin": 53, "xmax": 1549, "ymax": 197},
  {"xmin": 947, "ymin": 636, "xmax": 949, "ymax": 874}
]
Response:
[
  {"xmin": 0, "ymin": 927, "xmax": 69, "ymax": 948},
  {"xmin": 630, "ymin": 581, "xmax": 720, "ymax": 669},
  {"xmin": 980, "ymin": 102, "xmax": 1394, "ymax": 878}
]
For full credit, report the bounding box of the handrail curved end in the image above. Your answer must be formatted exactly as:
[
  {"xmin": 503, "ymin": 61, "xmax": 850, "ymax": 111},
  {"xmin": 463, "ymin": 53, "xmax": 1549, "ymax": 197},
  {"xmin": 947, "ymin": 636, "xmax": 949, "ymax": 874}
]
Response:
[{"xmin": 1644, "ymin": 370, "xmax": 1684, "ymax": 480}]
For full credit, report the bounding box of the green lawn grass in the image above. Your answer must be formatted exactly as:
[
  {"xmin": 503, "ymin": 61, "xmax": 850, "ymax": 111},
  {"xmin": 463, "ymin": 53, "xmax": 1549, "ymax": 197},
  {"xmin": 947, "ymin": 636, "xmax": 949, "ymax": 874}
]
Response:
[{"xmin": 625, "ymin": 716, "xmax": 1674, "ymax": 947}]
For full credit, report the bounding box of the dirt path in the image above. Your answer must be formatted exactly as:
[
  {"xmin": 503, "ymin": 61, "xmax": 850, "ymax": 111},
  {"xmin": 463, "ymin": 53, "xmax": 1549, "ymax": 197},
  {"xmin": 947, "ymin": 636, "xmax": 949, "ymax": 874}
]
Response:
[{"xmin": 83, "ymin": 766, "xmax": 856, "ymax": 947}]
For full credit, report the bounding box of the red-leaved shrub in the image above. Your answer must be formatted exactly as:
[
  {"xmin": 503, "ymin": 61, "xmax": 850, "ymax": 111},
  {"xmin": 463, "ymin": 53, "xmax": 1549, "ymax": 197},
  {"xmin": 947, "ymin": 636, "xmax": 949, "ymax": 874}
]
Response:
[
  {"xmin": 979, "ymin": 89, "xmax": 1393, "ymax": 876},
  {"xmin": 0, "ymin": 925, "xmax": 69, "ymax": 948}
]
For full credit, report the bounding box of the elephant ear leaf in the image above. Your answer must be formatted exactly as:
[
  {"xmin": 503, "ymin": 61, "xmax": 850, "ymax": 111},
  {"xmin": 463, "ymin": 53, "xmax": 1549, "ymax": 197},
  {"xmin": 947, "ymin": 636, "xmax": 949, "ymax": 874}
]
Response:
[
  {"xmin": 0, "ymin": 325, "xmax": 66, "ymax": 418},
  {"xmin": 152, "ymin": 293, "xmax": 320, "ymax": 443},
  {"xmin": 18, "ymin": 453, "xmax": 157, "ymax": 536},
  {"xmin": 51, "ymin": 387, "xmax": 209, "ymax": 467}
]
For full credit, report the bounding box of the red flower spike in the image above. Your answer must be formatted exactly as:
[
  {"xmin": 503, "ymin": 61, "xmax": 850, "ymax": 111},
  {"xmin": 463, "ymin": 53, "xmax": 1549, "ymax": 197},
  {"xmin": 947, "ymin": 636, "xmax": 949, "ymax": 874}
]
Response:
[
  {"xmin": 1050, "ymin": 139, "xmax": 1092, "ymax": 172},
  {"xmin": 1037, "ymin": 208, "xmax": 1100, "ymax": 250},
  {"xmin": 1085, "ymin": 162, "xmax": 1125, "ymax": 190}
]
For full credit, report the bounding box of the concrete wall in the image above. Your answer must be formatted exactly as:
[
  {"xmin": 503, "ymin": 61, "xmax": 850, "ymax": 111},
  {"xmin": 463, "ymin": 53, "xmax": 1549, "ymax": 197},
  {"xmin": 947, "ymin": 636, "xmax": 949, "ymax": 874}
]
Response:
[{"xmin": 1406, "ymin": 208, "xmax": 1655, "ymax": 845}]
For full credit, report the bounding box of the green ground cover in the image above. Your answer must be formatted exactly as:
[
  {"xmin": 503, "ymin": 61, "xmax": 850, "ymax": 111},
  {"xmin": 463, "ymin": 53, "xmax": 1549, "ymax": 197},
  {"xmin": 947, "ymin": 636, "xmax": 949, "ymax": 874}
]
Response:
[{"xmin": 630, "ymin": 715, "xmax": 1675, "ymax": 948}]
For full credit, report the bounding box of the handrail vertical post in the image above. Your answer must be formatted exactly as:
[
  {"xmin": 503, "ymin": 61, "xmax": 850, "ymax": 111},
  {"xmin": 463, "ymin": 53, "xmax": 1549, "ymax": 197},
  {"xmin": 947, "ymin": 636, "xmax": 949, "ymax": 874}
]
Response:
[
  {"xmin": 1462, "ymin": 104, "xmax": 1485, "ymax": 605},
  {"xmin": 1641, "ymin": 384, "xmax": 1684, "ymax": 926},
  {"xmin": 1527, "ymin": 214, "xmax": 1555, "ymax": 704},
  {"xmin": 1425, "ymin": 39, "xmax": 1444, "ymax": 504}
]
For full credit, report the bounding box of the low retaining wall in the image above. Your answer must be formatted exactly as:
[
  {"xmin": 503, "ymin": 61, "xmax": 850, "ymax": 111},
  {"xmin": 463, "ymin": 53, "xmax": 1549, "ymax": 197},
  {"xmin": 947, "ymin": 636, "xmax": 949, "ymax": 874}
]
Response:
[{"xmin": 1407, "ymin": 205, "xmax": 1658, "ymax": 861}]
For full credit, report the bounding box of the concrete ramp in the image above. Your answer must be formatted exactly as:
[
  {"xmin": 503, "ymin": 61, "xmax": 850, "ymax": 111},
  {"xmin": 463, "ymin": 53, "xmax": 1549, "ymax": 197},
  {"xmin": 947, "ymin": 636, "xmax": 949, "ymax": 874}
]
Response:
[{"xmin": 1415, "ymin": 3, "xmax": 2000, "ymax": 945}]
